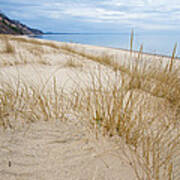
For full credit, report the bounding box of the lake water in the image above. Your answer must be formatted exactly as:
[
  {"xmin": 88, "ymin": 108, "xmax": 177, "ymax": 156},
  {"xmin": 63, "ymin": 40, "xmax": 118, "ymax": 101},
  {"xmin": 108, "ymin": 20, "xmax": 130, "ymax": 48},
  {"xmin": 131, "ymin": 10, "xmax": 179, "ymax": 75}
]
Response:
[{"xmin": 36, "ymin": 33, "xmax": 180, "ymax": 57}]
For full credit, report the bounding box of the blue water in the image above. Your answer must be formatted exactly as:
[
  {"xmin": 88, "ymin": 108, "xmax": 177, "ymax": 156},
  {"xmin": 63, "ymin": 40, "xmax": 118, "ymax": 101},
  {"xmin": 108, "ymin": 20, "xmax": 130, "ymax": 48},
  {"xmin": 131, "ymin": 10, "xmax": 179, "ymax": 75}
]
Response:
[{"xmin": 36, "ymin": 33, "xmax": 180, "ymax": 57}]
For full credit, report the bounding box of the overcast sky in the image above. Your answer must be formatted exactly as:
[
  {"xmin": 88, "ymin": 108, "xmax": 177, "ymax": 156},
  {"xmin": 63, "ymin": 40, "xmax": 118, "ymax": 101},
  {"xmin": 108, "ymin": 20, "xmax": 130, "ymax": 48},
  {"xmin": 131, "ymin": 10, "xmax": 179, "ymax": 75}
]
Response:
[{"xmin": 1, "ymin": 0, "xmax": 180, "ymax": 33}]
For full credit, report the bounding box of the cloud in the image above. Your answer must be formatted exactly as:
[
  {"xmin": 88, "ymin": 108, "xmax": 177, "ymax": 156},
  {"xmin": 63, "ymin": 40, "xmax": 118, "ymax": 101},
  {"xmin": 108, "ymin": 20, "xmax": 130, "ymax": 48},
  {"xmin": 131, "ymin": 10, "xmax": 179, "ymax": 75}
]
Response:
[{"xmin": 1, "ymin": 0, "xmax": 180, "ymax": 31}]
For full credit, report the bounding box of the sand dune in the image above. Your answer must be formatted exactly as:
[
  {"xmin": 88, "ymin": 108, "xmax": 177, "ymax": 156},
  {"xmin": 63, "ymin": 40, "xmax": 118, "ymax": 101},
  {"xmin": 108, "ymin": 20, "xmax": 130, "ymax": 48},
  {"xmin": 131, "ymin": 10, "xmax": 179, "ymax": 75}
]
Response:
[{"xmin": 0, "ymin": 35, "xmax": 179, "ymax": 180}]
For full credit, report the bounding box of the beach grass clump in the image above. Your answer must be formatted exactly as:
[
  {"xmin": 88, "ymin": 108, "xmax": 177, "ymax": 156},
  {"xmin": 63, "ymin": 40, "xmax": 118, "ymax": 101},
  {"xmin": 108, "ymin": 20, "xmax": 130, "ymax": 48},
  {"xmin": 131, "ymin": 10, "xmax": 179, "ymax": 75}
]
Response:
[
  {"xmin": 70, "ymin": 69, "xmax": 125, "ymax": 136},
  {"xmin": 120, "ymin": 123, "xmax": 180, "ymax": 180},
  {"xmin": 119, "ymin": 58, "xmax": 180, "ymax": 105},
  {"xmin": 0, "ymin": 77, "xmax": 69, "ymax": 129}
]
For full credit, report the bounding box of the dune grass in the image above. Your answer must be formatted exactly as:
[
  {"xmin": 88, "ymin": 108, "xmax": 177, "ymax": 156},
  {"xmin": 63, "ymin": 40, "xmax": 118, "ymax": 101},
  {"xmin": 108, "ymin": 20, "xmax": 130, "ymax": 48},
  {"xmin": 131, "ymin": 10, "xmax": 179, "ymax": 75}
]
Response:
[
  {"xmin": 64, "ymin": 40, "xmax": 180, "ymax": 179},
  {"xmin": 69, "ymin": 62, "xmax": 180, "ymax": 179}
]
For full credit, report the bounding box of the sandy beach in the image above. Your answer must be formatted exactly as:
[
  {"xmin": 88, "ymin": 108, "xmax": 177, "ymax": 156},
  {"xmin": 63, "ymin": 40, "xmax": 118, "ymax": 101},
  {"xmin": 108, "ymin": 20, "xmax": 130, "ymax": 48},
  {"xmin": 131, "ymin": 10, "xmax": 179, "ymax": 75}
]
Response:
[{"xmin": 0, "ymin": 35, "xmax": 179, "ymax": 180}]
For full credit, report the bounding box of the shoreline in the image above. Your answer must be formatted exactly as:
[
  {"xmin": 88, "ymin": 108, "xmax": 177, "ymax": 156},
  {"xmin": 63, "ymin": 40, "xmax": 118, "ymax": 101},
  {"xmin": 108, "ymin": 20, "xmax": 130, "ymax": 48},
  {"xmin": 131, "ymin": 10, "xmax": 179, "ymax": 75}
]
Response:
[{"xmin": 110, "ymin": 46, "xmax": 180, "ymax": 60}]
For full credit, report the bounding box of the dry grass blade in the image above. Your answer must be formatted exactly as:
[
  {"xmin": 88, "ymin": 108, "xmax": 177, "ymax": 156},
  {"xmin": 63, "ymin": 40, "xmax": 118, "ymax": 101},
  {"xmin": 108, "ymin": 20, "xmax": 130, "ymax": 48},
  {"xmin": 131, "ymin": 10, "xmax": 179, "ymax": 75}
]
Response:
[
  {"xmin": 130, "ymin": 29, "xmax": 134, "ymax": 55},
  {"xmin": 169, "ymin": 42, "xmax": 177, "ymax": 72},
  {"xmin": 137, "ymin": 44, "xmax": 143, "ymax": 60}
]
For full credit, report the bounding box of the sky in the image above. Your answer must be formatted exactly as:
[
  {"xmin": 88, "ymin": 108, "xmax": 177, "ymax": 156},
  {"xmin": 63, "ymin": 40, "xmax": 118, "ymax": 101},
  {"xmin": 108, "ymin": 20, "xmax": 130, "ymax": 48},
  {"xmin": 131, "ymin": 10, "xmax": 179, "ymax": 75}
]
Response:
[{"xmin": 1, "ymin": 0, "xmax": 180, "ymax": 33}]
